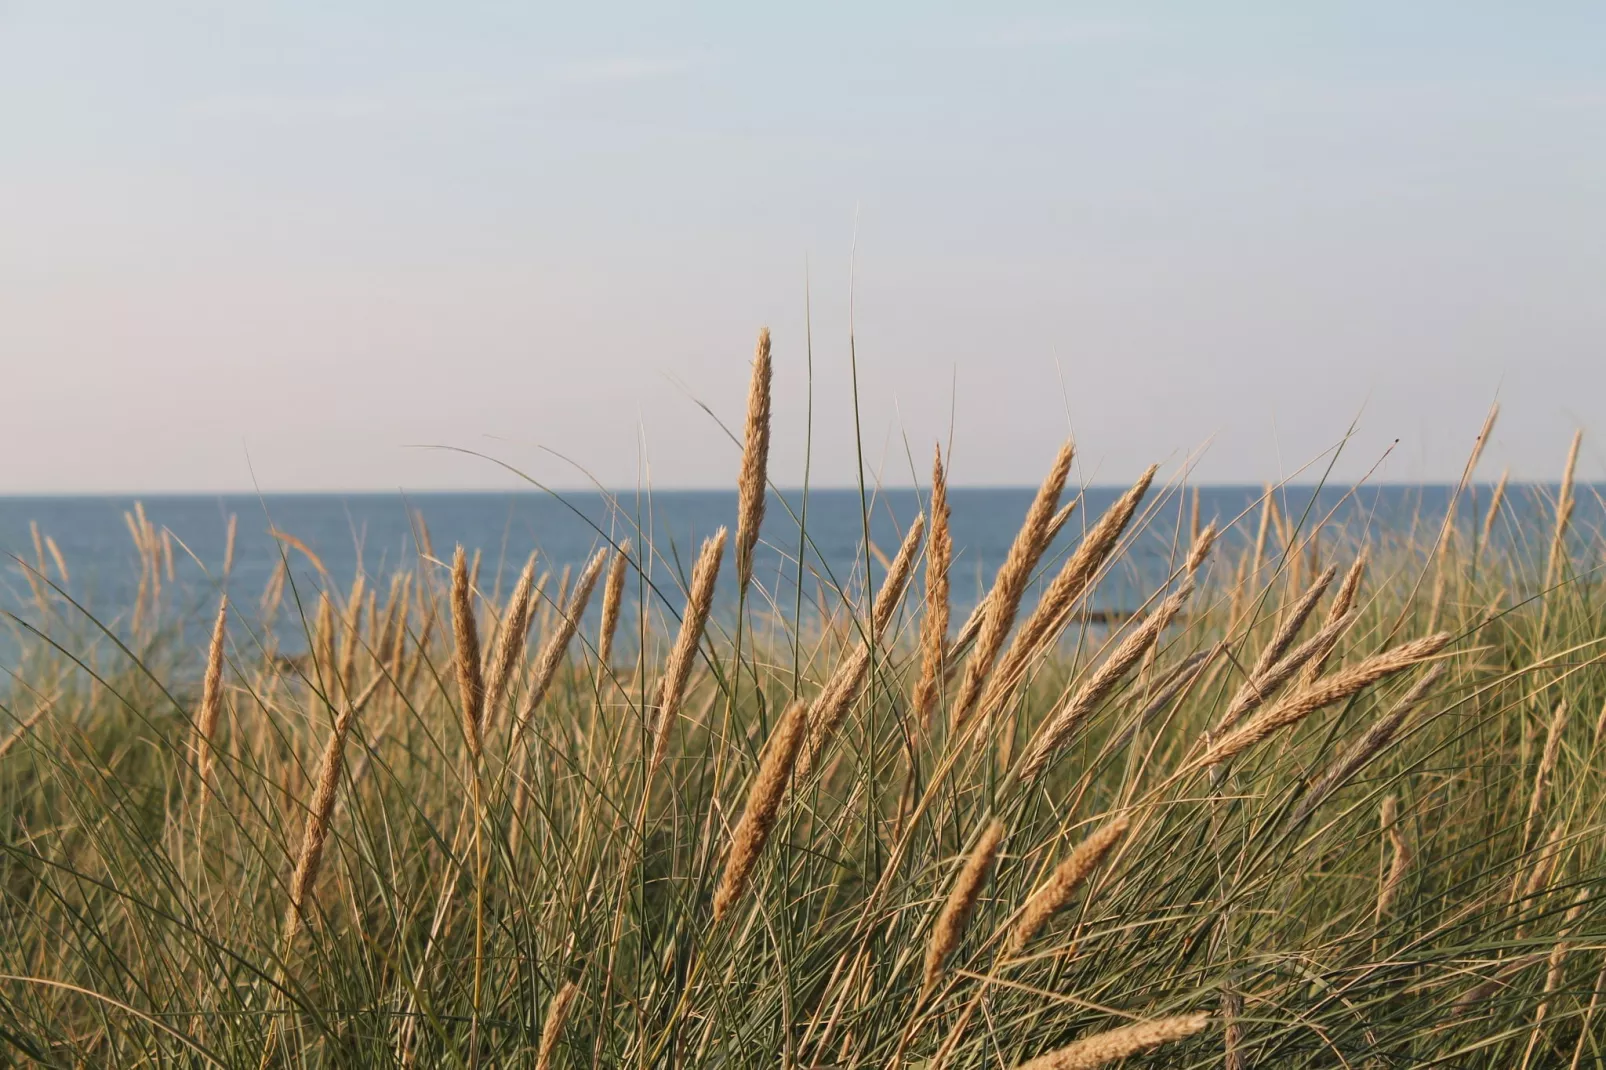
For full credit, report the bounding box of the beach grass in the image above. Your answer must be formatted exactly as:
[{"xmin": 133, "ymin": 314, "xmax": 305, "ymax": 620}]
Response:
[{"xmin": 1, "ymin": 363, "xmax": 1602, "ymax": 1068}]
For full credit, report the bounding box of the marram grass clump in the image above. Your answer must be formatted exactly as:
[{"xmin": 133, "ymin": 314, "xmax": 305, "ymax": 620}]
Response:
[{"xmin": 1, "ymin": 360, "xmax": 1602, "ymax": 1069}]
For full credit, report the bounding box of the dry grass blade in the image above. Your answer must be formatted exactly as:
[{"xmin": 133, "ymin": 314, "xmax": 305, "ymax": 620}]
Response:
[
  {"xmin": 952, "ymin": 440, "xmax": 1074, "ymax": 727},
  {"xmin": 713, "ymin": 700, "xmax": 806, "ymax": 921},
  {"xmin": 1018, "ymin": 582, "xmax": 1193, "ymax": 782},
  {"xmin": 1194, "ymin": 632, "xmax": 1453, "ymax": 773},
  {"xmin": 649, "ymin": 528, "xmax": 726, "ymax": 775},
  {"xmin": 1014, "ymin": 1012, "xmax": 1210, "ymax": 1069},
  {"xmin": 923, "ymin": 820, "xmax": 1004, "ymax": 997},
  {"xmin": 1007, "ymin": 814, "xmax": 1130, "ymax": 954},
  {"xmin": 736, "ymin": 327, "xmax": 772, "ymax": 592}
]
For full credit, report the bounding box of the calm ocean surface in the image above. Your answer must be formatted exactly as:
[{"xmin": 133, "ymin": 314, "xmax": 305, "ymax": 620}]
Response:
[{"xmin": 0, "ymin": 485, "xmax": 1595, "ymax": 653}]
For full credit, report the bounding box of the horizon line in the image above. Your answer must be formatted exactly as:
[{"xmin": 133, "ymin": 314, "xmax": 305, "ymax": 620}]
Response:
[{"xmin": 0, "ymin": 480, "xmax": 1579, "ymax": 498}]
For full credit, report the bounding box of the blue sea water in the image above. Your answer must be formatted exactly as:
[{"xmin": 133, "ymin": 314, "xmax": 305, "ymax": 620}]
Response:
[{"xmin": 0, "ymin": 484, "xmax": 1594, "ymax": 657}]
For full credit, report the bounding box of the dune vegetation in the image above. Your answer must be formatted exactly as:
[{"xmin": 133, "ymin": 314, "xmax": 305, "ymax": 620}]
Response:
[{"xmin": 1, "ymin": 333, "xmax": 1602, "ymax": 1068}]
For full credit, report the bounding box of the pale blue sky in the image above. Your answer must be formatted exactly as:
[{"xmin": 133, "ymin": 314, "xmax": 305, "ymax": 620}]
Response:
[{"xmin": 2, "ymin": 3, "xmax": 1601, "ymax": 491}]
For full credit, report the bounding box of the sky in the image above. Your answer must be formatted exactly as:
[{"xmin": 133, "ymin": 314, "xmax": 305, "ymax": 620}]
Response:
[{"xmin": 1, "ymin": 2, "xmax": 1602, "ymax": 492}]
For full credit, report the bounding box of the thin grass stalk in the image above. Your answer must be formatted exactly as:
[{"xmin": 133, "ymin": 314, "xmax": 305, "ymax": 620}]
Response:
[{"xmin": 451, "ymin": 545, "xmax": 489, "ymax": 1062}]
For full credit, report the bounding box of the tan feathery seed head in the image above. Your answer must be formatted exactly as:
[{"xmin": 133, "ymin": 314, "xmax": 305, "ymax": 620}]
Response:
[
  {"xmin": 1195, "ymin": 632, "xmax": 1453, "ymax": 772},
  {"xmin": 516, "ymin": 547, "xmax": 608, "ymax": 734},
  {"xmin": 1217, "ymin": 607, "xmax": 1357, "ymax": 735},
  {"xmin": 1018, "ymin": 581, "xmax": 1193, "ymax": 782},
  {"xmin": 222, "ymin": 514, "xmax": 236, "ymax": 577},
  {"xmin": 1481, "ymin": 469, "xmax": 1508, "ymax": 549},
  {"xmin": 911, "ymin": 445, "xmax": 952, "ymax": 731},
  {"xmin": 483, "ymin": 552, "xmax": 538, "ymax": 727},
  {"xmin": 535, "ymin": 981, "xmax": 578, "ymax": 1070},
  {"xmin": 1290, "ymin": 662, "xmax": 1444, "ymax": 826},
  {"xmin": 736, "ymin": 327, "xmax": 773, "ymax": 592},
  {"xmin": 1008, "ymin": 814, "xmax": 1130, "ymax": 954},
  {"xmin": 283, "ymin": 699, "xmax": 359, "ymax": 943},
  {"xmin": 952, "ymin": 440, "xmax": 1074, "ymax": 727},
  {"xmin": 1377, "ymin": 794, "xmax": 1411, "ymax": 920},
  {"xmin": 1047, "ymin": 498, "xmax": 1079, "ymax": 543},
  {"xmin": 1014, "ymin": 1013, "xmax": 1210, "ymax": 1069},
  {"xmin": 800, "ymin": 514, "xmax": 924, "ymax": 774},
  {"xmin": 451, "ymin": 546, "xmax": 485, "ymax": 759},
  {"xmin": 649, "ymin": 528, "xmax": 727, "ymax": 775},
  {"xmin": 194, "ymin": 595, "xmax": 229, "ymax": 805},
  {"xmin": 598, "ymin": 539, "xmax": 632, "ymax": 668},
  {"xmin": 980, "ymin": 465, "xmax": 1157, "ymax": 722},
  {"xmin": 1524, "ymin": 700, "xmax": 1571, "ymax": 848},
  {"xmin": 313, "ymin": 591, "xmax": 336, "ymax": 696},
  {"xmin": 338, "ymin": 574, "xmax": 365, "ymax": 695},
  {"xmin": 1250, "ymin": 564, "xmax": 1338, "ymax": 680},
  {"xmin": 923, "ymin": 820, "xmax": 1005, "ymax": 997},
  {"xmin": 871, "ymin": 511, "xmax": 926, "ymax": 634},
  {"xmin": 1186, "ymin": 521, "xmax": 1218, "ymax": 574},
  {"xmin": 1302, "ymin": 553, "xmax": 1368, "ymax": 685},
  {"xmin": 713, "ymin": 700, "xmax": 807, "ymax": 922}
]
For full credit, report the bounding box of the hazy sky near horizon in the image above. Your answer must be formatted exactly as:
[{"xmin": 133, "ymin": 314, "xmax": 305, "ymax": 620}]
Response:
[{"xmin": 2, "ymin": 2, "xmax": 1602, "ymax": 493}]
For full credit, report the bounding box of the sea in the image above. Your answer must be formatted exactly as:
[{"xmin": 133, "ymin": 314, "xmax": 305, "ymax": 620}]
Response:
[{"xmin": 0, "ymin": 485, "xmax": 1593, "ymax": 656}]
